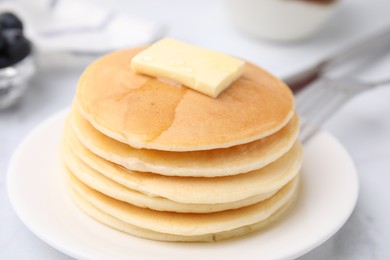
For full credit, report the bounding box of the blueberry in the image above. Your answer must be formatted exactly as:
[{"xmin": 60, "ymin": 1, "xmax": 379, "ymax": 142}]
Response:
[
  {"xmin": 0, "ymin": 31, "xmax": 6, "ymax": 52},
  {"xmin": 2, "ymin": 29, "xmax": 31, "ymax": 65},
  {"xmin": 0, "ymin": 12, "xmax": 23, "ymax": 30},
  {"xmin": 3, "ymin": 28, "xmax": 24, "ymax": 43},
  {"xmin": 0, "ymin": 56, "xmax": 13, "ymax": 69},
  {"xmin": 0, "ymin": 13, "xmax": 31, "ymax": 68}
]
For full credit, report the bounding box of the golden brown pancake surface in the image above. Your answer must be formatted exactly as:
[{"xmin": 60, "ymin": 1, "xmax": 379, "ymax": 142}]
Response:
[
  {"xmin": 68, "ymin": 169, "xmax": 300, "ymax": 236},
  {"xmin": 63, "ymin": 117, "xmax": 303, "ymax": 204},
  {"xmin": 76, "ymin": 47, "xmax": 294, "ymax": 151},
  {"xmin": 70, "ymin": 106, "xmax": 300, "ymax": 177}
]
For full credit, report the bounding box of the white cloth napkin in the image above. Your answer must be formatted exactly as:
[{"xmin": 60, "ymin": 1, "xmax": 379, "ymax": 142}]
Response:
[{"xmin": 0, "ymin": 0, "xmax": 164, "ymax": 55}]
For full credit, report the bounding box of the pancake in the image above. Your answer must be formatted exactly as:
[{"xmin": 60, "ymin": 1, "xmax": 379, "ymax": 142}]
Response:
[
  {"xmin": 67, "ymin": 170, "xmax": 300, "ymax": 236},
  {"xmin": 70, "ymin": 106, "xmax": 300, "ymax": 177},
  {"xmin": 70, "ymin": 185, "xmax": 296, "ymax": 242},
  {"xmin": 64, "ymin": 120, "xmax": 303, "ymax": 204},
  {"xmin": 75, "ymin": 47, "xmax": 294, "ymax": 151},
  {"xmin": 63, "ymin": 156, "xmax": 278, "ymax": 213}
]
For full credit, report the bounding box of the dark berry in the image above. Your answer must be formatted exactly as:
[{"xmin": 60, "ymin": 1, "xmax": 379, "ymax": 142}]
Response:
[
  {"xmin": 0, "ymin": 33, "xmax": 5, "ymax": 52},
  {"xmin": 0, "ymin": 12, "xmax": 23, "ymax": 30},
  {"xmin": 0, "ymin": 56, "xmax": 13, "ymax": 69},
  {"xmin": 2, "ymin": 29, "xmax": 31, "ymax": 65},
  {"xmin": 3, "ymin": 28, "xmax": 24, "ymax": 43}
]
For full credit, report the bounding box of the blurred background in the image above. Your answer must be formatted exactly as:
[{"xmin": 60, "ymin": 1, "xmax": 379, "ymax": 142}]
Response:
[{"xmin": 1, "ymin": 0, "xmax": 390, "ymax": 259}]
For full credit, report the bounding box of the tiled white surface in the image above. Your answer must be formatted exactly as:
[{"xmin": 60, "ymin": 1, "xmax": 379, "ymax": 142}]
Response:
[{"xmin": 1, "ymin": 0, "xmax": 390, "ymax": 259}]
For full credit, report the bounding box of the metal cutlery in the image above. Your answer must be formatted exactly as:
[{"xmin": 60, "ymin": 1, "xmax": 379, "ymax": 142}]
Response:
[{"xmin": 295, "ymin": 27, "xmax": 390, "ymax": 142}]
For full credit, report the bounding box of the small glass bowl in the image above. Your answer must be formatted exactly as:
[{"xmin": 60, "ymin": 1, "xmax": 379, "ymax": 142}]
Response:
[{"xmin": 0, "ymin": 55, "xmax": 35, "ymax": 109}]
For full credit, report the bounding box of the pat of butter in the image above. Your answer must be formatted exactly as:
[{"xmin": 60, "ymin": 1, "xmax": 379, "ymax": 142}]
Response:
[{"xmin": 131, "ymin": 38, "xmax": 245, "ymax": 98}]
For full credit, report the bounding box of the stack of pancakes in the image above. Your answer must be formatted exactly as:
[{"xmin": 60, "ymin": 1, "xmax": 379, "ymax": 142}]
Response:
[{"xmin": 61, "ymin": 48, "xmax": 303, "ymax": 242}]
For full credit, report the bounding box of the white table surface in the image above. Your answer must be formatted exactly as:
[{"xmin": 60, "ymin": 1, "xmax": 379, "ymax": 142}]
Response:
[{"xmin": 1, "ymin": 0, "xmax": 390, "ymax": 259}]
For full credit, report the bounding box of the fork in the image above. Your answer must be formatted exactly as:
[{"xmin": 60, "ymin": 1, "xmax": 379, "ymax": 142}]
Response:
[
  {"xmin": 296, "ymin": 76, "xmax": 390, "ymax": 142},
  {"xmin": 295, "ymin": 27, "xmax": 390, "ymax": 142}
]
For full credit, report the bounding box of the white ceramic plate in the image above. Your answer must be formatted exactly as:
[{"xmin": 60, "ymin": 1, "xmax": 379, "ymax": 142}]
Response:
[{"xmin": 7, "ymin": 110, "xmax": 359, "ymax": 260}]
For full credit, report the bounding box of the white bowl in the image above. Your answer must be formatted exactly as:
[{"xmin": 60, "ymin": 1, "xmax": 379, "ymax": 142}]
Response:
[{"xmin": 225, "ymin": 0, "xmax": 340, "ymax": 41}]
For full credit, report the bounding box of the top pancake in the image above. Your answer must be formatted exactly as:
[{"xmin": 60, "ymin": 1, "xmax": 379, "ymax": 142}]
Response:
[{"xmin": 76, "ymin": 47, "xmax": 294, "ymax": 151}]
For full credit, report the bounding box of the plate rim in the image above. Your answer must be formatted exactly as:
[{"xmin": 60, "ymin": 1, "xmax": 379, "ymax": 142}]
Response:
[{"xmin": 6, "ymin": 109, "xmax": 359, "ymax": 260}]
